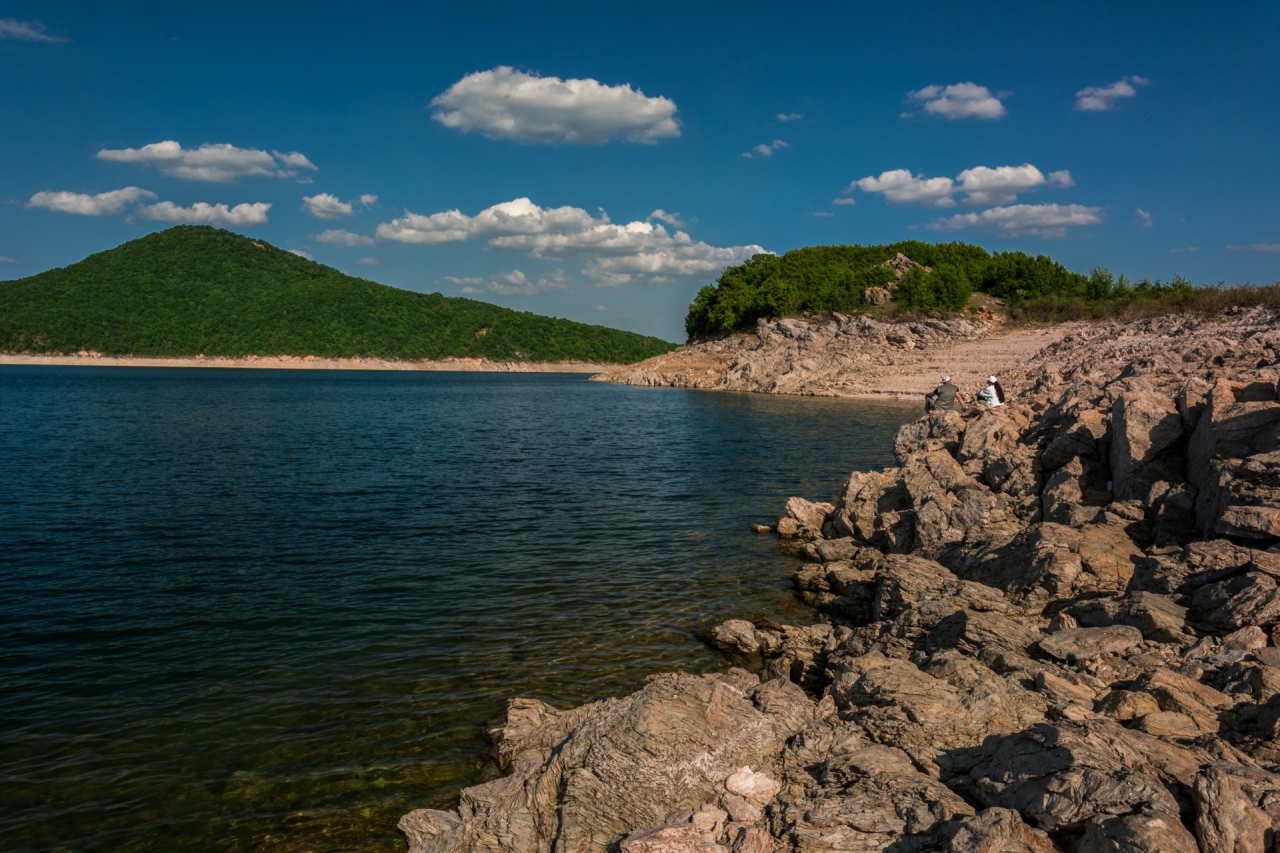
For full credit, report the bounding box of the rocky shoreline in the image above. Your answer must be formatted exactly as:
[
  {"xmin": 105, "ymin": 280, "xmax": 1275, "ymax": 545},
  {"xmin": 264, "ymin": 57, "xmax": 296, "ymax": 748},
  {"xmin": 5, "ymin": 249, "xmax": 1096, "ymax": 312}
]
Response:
[
  {"xmin": 590, "ymin": 313, "xmax": 1074, "ymax": 398},
  {"xmin": 400, "ymin": 306, "xmax": 1280, "ymax": 853}
]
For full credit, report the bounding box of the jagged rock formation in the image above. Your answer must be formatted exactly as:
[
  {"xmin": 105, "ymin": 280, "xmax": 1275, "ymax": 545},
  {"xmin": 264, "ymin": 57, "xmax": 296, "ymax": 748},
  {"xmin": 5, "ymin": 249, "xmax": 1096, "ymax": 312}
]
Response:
[
  {"xmin": 591, "ymin": 313, "xmax": 1001, "ymax": 396},
  {"xmin": 404, "ymin": 307, "xmax": 1280, "ymax": 853}
]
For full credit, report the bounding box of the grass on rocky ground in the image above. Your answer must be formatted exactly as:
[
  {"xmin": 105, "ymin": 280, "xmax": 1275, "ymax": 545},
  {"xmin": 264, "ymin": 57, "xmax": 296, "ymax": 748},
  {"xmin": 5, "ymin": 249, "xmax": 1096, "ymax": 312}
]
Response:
[{"xmin": 1004, "ymin": 283, "xmax": 1280, "ymax": 324}]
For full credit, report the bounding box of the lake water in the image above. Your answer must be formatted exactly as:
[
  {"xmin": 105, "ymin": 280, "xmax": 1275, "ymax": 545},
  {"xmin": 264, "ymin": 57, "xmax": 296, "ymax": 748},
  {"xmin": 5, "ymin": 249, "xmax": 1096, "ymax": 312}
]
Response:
[{"xmin": 0, "ymin": 367, "xmax": 917, "ymax": 852}]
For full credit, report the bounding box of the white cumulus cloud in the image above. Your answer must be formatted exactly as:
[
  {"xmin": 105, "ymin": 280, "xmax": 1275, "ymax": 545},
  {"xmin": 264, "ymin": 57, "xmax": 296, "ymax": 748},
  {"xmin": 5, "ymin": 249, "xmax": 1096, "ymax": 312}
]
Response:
[
  {"xmin": 359, "ymin": 194, "xmax": 378, "ymax": 207},
  {"xmin": 0, "ymin": 18, "xmax": 69, "ymax": 42},
  {"xmin": 316, "ymin": 229, "xmax": 374, "ymax": 247},
  {"xmin": 97, "ymin": 141, "xmax": 317, "ymax": 183},
  {"xmin": 430, "ymin": 66, "xmax": 679, "ymax": 144},
  {"xmin": 136, "ymin": 201, "xmax": 271, "ymax": 227},
  {"xmin": 377, "ymin": 197, "xmax": 766, "ymax": 287},
  {"xmin": 852, "ymin": 169, "xmax": 957, "ymax": 207},
  {"xmin": 852, "ymin": 164, "xmax": 1073, "ymax": 208},
  {"xmin": 743, "ymin": 139, "xmax": 789, "ymax": 158},
  {"xmin": 1075, "ymin": 76, "xmax": 1150, "ymax": 111},
  {"xmin": 28, "ymin": 186, "xmax": 156, "ymax": 216},
  {"xmin": 302, "ymin": 193, "xmax": 354, "ymax": 220},
  {"xmin": 908, "ymin": 83, "xmax": 1006, "ymax": 119},
  {"xmin": 927, "ymin": 203, "xmax": 1104, "ymax": 238},
  {"xmin": 956, "ymin": 165, "xmax": 1073, "ymax": 206}
]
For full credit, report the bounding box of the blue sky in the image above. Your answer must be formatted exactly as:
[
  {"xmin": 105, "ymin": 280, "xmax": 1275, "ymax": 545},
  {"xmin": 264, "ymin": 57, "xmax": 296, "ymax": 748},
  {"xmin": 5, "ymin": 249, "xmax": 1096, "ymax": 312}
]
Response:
[{"xmin": 2, "ymin": 1, "xmax": 1277, "ymax": 342}]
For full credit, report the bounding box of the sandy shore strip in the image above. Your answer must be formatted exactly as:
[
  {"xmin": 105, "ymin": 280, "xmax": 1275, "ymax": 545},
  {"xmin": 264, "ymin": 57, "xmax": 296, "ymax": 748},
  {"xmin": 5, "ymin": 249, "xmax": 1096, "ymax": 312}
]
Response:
[{"xmin": 0, "ymin": 353, "xmax": 616, "ymax": 372}]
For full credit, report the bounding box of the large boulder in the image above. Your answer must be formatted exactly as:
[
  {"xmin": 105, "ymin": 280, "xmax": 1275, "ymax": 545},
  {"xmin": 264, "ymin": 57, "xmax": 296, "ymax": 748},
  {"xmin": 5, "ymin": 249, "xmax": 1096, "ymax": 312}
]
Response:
[
  {"xmin": 1188, "ymin": 378, "xmax": 1280, "ymax": 538},
  {"xmin": 1193, "ymin": 762, "xmax": 1280, "ymax": 852},
  {"xmin": 1129, "ymin": 538, "xmax": 1255, "ymax": 595},
  {"xmin": 782, "ymin": 497, "xmax": 833, "ymax": 534},
  {"xmin": 1110, "ymin": 387, "xmax": 1186, "ymax": 503},
  {"xmin": 399, "ymin": 672, "xmax": 788, "ymax": 853},
  {"xmin": 946, "ymin": 522, "xmax": 1143, "ymax": 597},
  {"xmin": 770, "ymin": 743, "xmax": 975, "ymax": 853},
  {"xmin": 951, "ymin": 720, "xmax": 1207, "ymax": 845},
  {"xmin": 1062, "ymin": 591, "xmax": 1192, "ymax": 643},
  {"xmin": 828, "ymin": 652, "xmax": 1045, "ymax": 751},
  {"xmin": 1041, "ymin": 409, "xmax": 1109, "ymax": 473},
  {"xmin": 895, "ymin": 411, "xmax": 967, "ymax": 463}
]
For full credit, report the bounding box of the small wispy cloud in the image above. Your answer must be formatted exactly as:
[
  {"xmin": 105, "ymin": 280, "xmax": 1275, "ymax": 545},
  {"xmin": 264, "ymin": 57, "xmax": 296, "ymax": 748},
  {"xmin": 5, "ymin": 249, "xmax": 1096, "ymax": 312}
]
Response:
[
  {"xmin": 316, "ymin": 229, "xmax": 374, "ymax": 247},
  {"xmin": 289, "ymin": 249, "xmax": 314, "ymax": 260},
  {"xmin": 0, "ymin": 256, "xmax": 16, "ymax": 263},
  {"xmin": 647, "ymin": 209, "xmax": 687, "ymax": 228},
  {"xmin": 743, "ymin": 139, "xmax": 790, "ymax": 158},
  {"xmin": 811, "ymin": 211, "xmax": 835, "ymax": 218},
  {"xmin": 1227, "ymin": 243, "xmax": 1280, "ymax": 252},
  {"xmin": 28, "ymin": 187, "xmax": 156, "ymax": 216},
  {"xmin": 1136, "ymin": 208, "xmax": 1153, "ymax": 227},
  {"xmin": 446, "ymin": 268, "xmax": 571, "ymax": 296},
  {"xmin": 832, "ymin": 197, "xmax": 856, "ymax": 206},
  {"xmin": 0, "ymin": 18, "xmax": 69, "ymax": 43},
  {"xmin": 1169, "ymin": 247, "xmax": 1200, "ymax": 253},
  {"xmin": 97, "ymin": 141, "xmax": 317, "ymax": 183},
  {"xmin": 928, "ymin": 203, "xmax": 1104, "ymax": 238},
  {"xmin": 1075, "ymin": 76, "xmax": 1150, "ymax": 111},
  {"xmin": 136, "ymin": 201, "xmax": 272, "ymax": 227},
  {"xmin": 358, "ymin": 258, "xmax": 379, "ymax": 266},
  {"xmin": 591, "ymin": 304, "xmax": 608, "ymax": 312},
  {"xmin": 776, "ymin": 113, "xmax": 804, "ymax": 122}
]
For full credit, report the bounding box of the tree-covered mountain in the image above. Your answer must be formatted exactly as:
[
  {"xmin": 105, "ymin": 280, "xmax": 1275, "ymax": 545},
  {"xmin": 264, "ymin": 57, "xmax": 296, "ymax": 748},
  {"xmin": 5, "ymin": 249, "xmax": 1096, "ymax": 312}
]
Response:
[{"xmin": 0, "ymin": 226, "xmax": 674, "ymax": 362}]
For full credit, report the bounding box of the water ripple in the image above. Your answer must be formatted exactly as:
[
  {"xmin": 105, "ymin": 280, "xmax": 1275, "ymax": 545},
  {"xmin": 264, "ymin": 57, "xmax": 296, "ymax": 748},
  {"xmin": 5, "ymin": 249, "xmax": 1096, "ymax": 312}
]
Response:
[{"xmin": 0, "ymin": 367, "xmax": 916, "ymax": 852}]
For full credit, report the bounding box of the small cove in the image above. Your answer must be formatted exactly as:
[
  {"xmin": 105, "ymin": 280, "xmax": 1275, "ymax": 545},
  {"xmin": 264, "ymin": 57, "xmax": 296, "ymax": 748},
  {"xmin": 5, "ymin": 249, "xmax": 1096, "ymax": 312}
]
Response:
[{"xmin": 0, "ymin": 367, "xmax": 917, "ymax": 852}]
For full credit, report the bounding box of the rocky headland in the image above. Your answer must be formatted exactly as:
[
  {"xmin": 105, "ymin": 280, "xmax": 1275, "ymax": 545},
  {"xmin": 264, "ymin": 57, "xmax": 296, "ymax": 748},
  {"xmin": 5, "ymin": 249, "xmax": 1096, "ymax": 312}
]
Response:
[
  {"xmin": 590, "ymin": 312, "xmax": 1073, "ymax": 398},
  {"xmin": 401, "ymin": 306, "xmax": 1280, "ymax": 853}
]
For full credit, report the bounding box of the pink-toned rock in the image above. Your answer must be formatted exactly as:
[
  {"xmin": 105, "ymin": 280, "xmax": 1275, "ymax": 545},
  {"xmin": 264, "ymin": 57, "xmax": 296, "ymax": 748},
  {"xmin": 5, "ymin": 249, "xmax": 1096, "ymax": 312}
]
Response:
[{"xmin": 724, "ymin": 767, "xmax": 780, "ymax": 807}]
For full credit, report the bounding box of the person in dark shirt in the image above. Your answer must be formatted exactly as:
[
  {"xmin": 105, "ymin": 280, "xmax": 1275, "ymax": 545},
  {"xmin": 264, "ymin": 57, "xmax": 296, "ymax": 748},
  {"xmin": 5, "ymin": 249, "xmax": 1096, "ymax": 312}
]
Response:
[{"xmin": 925, "ymin": 375, "xmax": 965, "ymax": 411}]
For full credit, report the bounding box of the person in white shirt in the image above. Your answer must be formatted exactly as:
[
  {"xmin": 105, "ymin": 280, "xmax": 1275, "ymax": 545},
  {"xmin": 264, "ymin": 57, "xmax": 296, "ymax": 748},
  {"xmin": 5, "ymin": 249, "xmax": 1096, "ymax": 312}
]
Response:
[{"xmin": 977, "ymin": 376, "xmax": 1005, "ymax": 407}]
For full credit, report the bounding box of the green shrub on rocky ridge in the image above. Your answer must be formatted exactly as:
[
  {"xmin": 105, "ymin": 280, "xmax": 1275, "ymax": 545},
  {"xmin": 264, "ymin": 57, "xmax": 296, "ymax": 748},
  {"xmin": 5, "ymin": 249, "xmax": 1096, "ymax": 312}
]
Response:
[
  {"xmin": 0, "ymin": 226, "xmax": 674, "ymax": 362},
  {"xmin": 685, "ymin": 241, "xmax": 1087, "ymax": 337}
]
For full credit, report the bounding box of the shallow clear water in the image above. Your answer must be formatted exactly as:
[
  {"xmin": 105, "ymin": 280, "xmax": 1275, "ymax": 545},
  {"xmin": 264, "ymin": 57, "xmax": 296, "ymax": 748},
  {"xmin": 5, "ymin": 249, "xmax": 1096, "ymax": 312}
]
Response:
[{"xmin": 0, "ymin": 367, "xmax": 916, "ymax": 853}]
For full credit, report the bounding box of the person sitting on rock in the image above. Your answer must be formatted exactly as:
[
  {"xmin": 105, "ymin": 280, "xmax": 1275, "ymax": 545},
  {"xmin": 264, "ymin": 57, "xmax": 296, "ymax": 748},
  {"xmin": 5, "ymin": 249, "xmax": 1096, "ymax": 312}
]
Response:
[
  {"xmin": 977, "ymin": 375, "xmax": 1006, "ymax": 407},
  {"xmin": 925, "ymin": 375, "xmax": 965, "ymax": 411}
]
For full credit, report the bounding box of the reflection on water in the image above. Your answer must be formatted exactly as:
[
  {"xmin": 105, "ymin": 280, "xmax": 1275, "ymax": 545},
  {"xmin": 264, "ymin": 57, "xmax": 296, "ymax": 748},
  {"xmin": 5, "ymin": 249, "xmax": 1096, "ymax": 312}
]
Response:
[{"xmin": 0, "ymin": 367, "xmax": 917, "ymax": 852}]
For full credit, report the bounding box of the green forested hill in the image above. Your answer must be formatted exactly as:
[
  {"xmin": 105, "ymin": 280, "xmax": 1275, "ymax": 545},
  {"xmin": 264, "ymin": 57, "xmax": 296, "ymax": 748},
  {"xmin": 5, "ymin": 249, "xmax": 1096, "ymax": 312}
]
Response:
[
  {"xmin": 0, "ymin": 226, "xmax": 674, "ymax": 362},
  {"xmin": 685, "ymin": 241, "xmax": 1091, "ymax": 336}
]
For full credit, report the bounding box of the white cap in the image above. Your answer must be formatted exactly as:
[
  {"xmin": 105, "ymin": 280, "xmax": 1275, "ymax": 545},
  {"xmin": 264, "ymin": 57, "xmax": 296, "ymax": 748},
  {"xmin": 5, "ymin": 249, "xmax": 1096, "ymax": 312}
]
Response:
[
  {"xmin": 988, "ymin": 376, "xmax": 998, "ymax": 383},
  {"xmin": 942, "ymin": 375, "xmax": 951, "ymax": 382}
]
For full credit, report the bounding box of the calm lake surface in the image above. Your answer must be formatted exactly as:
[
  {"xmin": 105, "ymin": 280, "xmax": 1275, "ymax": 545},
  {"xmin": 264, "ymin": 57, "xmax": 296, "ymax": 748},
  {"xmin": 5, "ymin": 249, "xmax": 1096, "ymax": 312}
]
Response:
[{"xmin": 0, "ymin": 367, "xmax": 917, "ymax": 853}]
